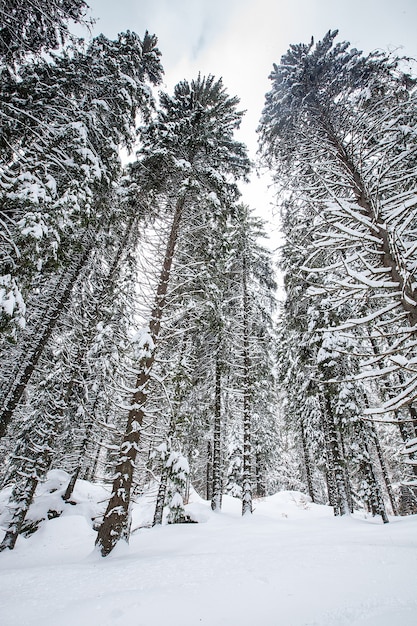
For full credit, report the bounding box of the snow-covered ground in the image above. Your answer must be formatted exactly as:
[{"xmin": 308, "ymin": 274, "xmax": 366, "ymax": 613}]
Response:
[{"xmin": 0, "ymin": 474, "xmax": 416, "ymax": 626}]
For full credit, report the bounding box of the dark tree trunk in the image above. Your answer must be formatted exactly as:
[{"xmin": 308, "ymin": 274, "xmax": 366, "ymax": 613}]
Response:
[
  {"xmin": 206, "ymin": 440, "xmax": 213, "ymax": 501},
  {"xmin": 211, "ymin": 353, "xmax": 222, "ymax": 512},
  {"xmin": 255, "ymin": 450, "xmax": 266, "ymax": 498},
  {"xmin": 241, "ymin": 252, "xmax": 252, "ymax": 516},
  {"xmin": 353, "ymin": 420, "xmax": 388, "ymax": 523},
  {"xmin": 300, "ymin": 417, "xmax": 315, "ymax": 503},
  {"xmin": 96, "ymin": 197, "xmax": 184, "ymax": 556},
  {"xmin": 153, "ymin": 463, "xmax": 170, "ymax": 526}
]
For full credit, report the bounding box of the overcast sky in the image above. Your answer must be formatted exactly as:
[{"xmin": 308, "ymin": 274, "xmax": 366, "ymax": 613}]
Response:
[{"xmin": 82, "ymin": 0, "xmax": 417, "ymax": 233}]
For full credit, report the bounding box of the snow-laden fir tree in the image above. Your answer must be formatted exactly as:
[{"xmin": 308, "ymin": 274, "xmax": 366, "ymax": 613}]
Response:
[
  {"xmin": 259, "ymin": 30, "xmax": 417, "ymax": 414},
  {"xmin": 259, "ymin": 30, "xmax": 417, "ymax": 493},
  {"xmin": 0, "ymin": 31, "xmax": 163, "ymax": 440},
  {"xmin": 95, "ymin": 75, "xmax": 250, "ymax": 556},
  {"xmin": 0, "ymin": 0, "xmax": 90, "ymax": 65}
]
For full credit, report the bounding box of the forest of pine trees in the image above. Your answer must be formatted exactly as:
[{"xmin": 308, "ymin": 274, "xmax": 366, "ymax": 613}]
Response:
[{"xmin": 1, "ymin": 4, "xmax": 416, "ymax": 556}]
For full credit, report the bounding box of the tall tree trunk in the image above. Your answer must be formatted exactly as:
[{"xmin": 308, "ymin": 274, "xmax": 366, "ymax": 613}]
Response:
[
  {"xmin": 370, "ymin": 421, "xmax": 398, "ymax": 516},
  {"xmin": 152, "ymin": 462, "xmax": 170, "ymax": 526},
  {"xmin": 353, "ymin": 420, "xmax": 388, "ymax": 523},
  {"xmin": 206, "ymin": 440, "xmax": 213, "ymax": 501},
  {"xmin": 321, "ymin": 388, "xmax": 351, "ymax": 516},
  {"xmin": 339, "ymin": 429, "xmax": 354, "ymax": 514},
  {"xmin": 300, "ymin": 417, "xmax": 315, "ymax": 503},
  {"xmin": 96, "ymin": 196, "xmax": 184, "ymax": 556},
  {"xmin": 255, "ymin": 449, "xmax": 266, "ymax": 498},
  {"xmin": 241, "ymin": 252, "xmax": 252, "ymax": 515},
  {"xmin": 211, "ymin": 352, "xmax": 222, "ymax": 512}
]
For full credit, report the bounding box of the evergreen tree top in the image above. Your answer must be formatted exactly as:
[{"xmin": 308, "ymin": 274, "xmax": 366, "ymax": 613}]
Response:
[
  {"xmin": 259, "ymin": 29, "xmax": 416, "ymax": 164},
  {"xmin": 0, "ymin": 0, "xmax": 91, "ymax": 65}
]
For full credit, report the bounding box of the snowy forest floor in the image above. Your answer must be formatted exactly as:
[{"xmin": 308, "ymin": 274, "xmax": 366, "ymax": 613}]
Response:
[{"xmin": 0, "ymin": 475, "xmax": 416, "ymax": 626}]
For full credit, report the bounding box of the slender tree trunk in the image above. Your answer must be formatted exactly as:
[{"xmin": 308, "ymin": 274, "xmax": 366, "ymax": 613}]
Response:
[
  {"xmin": 353, "ymin": 420, "xmax": 388, "ymax": 523},
  {"xmin": 369, "ymin": 421, "xmax": 398, "ymax": 516},
  {"xmin": 211, "ymin": 352, "xmax": 222, "ymax": 512},
  {"xmin": 339, "ymin": 429, "xmax": 354, "ymax": 514},
  {"xmin": 300, "ymin": 417, "xmax": 315, "ymax": 503},
  {"xmin": 255, "ymin": 449, "xmax": 266, "ymax": 498},
  {"xmin": 241, "ymin": 252, "xmax": 252, "ymax": 516},
  {"xmin": 153, "ymin": 463, "xmax": 170, "ymax": 526},
  {"xmin": 321, "ymin": 388, "xmax": 350, "ymax": 516},
  {"xmin": 96, "ymin": 196, "xmax": 185, "ymax": 556},
  {"xmin": 206, "ymin": 440, "xmax": 213, "ymax": 501},
  {"xmin": 62, "ymin": 466, "xmax": 81, "ymax": 502}
]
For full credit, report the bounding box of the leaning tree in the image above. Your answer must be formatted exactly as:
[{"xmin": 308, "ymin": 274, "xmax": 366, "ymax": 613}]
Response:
[{"xmin": 96, "ymin": 75, "xmax": 250, "ymax": 556}]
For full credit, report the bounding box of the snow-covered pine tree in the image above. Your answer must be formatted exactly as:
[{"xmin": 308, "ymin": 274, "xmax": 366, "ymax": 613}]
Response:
[
  {"xmin": 225, "ymin": 206, "xmax": 277, "ymax": 515},
  {"xmin": 95, "ymin": 75, "xmax": 250, "ymax": 556},
  {"xmin": 0, "ymin": 0, "xmax": 90, "ymax": 65},
  {"xmin": 259, "ymin": 30, "xmax": 417, "ymax": 499},
  {"xmin": 0, "ymin": 31, "xmax": 163, "ymax": 439},
  {"xmin": 259, "ymin": 31, "xmax": 417, "ymax": 415},
  {"xmin": 0, "ymin": 176, "xmax": 149, "ymax": 550}
]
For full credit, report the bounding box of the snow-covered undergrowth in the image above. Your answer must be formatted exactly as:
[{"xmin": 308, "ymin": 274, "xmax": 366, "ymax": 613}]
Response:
[{"xmin": 1, "ymin": 471, "xmax": 416, "ymax": 626}]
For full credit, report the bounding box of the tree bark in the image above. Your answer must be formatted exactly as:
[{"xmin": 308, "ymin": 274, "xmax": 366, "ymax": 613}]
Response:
[
  {"xmin": 211, "ymin": 352, "xmax": 222, "ymax": 512},
  {"xmin": 369, "ymin": 421, "xmax": 398, "ymax": 516},
  {"xmin": 353, "ymin": 420, "xmax": 389, "ymax": 523},
  {"xmin": 321, "ymin": 388, "xmax": 351, "ymax": 516},
  {"xmin": 241, "ymin": 251, "xmax": 252, "ymax": 516},
  {"xmin": 152, "ymin": 463, "xmax": 170, "ymax": 526},
  {"xmin": 300, "ymin": 417, "xmax": 315, "ymax": 503},
  {"xmin": 206, "ymin": 440, "xmax": 213, "ymax": 501},
  {"xmin": 96, "ymin": 196, "xmax": 184, "ymax": 556}
]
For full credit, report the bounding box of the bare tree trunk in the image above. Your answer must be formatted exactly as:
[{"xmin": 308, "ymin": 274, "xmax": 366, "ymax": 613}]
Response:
[{"xmin": 96, "ymin": 197, "xmax": 184, "ymax": 556}]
